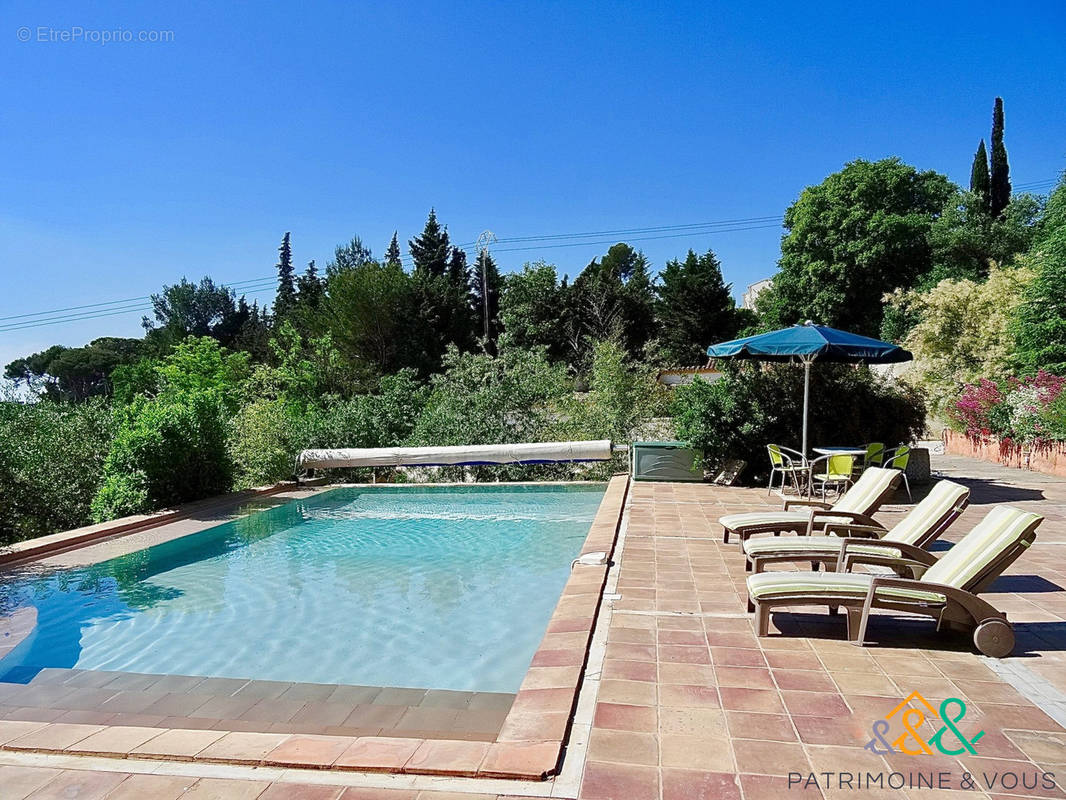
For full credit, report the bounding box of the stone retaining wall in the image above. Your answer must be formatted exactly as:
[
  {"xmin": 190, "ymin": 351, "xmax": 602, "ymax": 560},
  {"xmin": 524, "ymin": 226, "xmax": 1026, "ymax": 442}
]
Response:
[{"xmin": 943, "ymin": 429, "xmax": 1066, "ymax": 478}]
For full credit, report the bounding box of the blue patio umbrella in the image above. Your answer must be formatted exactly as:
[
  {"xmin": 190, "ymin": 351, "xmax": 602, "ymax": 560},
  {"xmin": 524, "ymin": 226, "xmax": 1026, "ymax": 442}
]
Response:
[{"xmin": 706, "ymin": 322, "xmax": 912, "ymax": 455}]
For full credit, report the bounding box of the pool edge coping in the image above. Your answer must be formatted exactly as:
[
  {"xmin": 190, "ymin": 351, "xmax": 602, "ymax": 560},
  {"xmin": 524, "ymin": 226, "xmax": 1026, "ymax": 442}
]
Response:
[
  {"xmin": 0, "ymin": 481, "xmax": 317, "ymax": 569},
  {"xmin": 0, "ymin": 474, "xmax": 631, "ymax": 783}
]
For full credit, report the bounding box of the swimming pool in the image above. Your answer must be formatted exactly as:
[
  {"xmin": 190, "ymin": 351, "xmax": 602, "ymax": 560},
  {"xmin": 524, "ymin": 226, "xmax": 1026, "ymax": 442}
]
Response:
[{"xmin": 0, "ymin": 484, "xmax": 606, "ymax": 693}]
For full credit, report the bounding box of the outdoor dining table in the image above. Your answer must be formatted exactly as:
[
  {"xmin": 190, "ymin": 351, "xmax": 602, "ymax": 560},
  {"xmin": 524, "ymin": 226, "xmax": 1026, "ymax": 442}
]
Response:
[{"xmin": 811, "ymin": 446, "xmax": 867, "ymax": 457}]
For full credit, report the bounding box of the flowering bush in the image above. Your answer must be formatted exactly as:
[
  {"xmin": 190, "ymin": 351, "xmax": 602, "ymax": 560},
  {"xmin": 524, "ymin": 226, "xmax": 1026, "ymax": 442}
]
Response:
[{"xmin": 951, "ymin": 370, "xmax": 1066, "ymax": 445}]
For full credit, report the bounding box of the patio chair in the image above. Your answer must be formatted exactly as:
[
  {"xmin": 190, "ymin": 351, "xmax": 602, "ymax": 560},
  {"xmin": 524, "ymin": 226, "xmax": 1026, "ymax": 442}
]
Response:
[
  {"xmin": 809, "ymin": 453, "xmax": 856, "ymax": 499},
  {"xmin": 885, "ymin": 445, "xmax": 912, "ymax": 501},
  {"xmin": 862, "ymin": 442, "xmax": 885, "ymax": 470},
  {"xmin": 746, "ymin": 505, "xmax": 1043, "ymax": 657},
  {"xmin": 742, "ymin": 479, "xmax": 970, "ymax": 573},
  {"xmin": 721, "ymin": 466, "xmax": 902, "ymax": 546},
  {"xmin": 766, "ymin": 444, "xmax": 809, "ymax": 496}
]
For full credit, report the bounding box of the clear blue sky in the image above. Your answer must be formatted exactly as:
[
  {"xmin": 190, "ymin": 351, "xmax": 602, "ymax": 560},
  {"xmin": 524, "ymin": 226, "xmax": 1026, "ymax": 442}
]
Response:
[{"xmin": 2, "ymin": 0, "xmax": 1065, "ymax": 369}]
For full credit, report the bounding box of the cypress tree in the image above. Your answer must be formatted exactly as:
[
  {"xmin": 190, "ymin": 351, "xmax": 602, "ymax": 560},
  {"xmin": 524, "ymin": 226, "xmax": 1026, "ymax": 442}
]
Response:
[
  {"xmin": 472, "ymin": 250, "xmax": 501, "ymax": 351},
  {"xmin": 385, "ymin": 232, "xmax": 402, "ymax": 268},
  {"xmin": 408, "ymin": 209, "xmax": 451, "ymax": 277},
  {"xmin": 296, "ymin": 260, "xmax": 323, "ymax": 308},
  {"xmin": 274, "ymin": 232, "xmax": 296, "ymax": 318},
  {"xmin": 969, "ymin": 139, "xmax": 990, "ymax": 210},
  {"xmin": 445, "ymin": 246, "xmax": 476, "ymax": 349},
  {"xmin": 989, "ymin": 97, "xmax": 1011, "ymax": 217},
  {"xmin": 447, "ymin": 245, "xmax": 470, "ymax": 292}
]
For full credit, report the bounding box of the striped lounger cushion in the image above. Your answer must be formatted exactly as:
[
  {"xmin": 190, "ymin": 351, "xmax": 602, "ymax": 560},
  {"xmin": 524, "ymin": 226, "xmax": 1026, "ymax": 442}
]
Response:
[
  {"xmin": 720, "ymin": 467, "xmax": 898, "ymax": 533},
  {"xmin": 742, "ymin": 536, "xmax": 901, "ymax": 559},
  {"xmin": 746, "ymin": 572, "xmax": 946, "ymax": 604}
]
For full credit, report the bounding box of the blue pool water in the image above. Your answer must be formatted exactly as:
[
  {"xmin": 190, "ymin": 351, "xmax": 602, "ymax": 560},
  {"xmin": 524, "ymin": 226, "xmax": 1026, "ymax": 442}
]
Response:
[{"xmin": 0, "ymin": 484, "xmax": 605, "ymax": 692}]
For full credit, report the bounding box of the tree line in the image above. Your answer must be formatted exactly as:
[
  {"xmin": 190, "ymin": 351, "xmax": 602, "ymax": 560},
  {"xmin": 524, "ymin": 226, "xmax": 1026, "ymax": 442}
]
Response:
[
  {"xmin": 6, "ymin": 210, "xmax": 748, "ymax": 402},
  {"xmin": 3, "ymin": 94, "xmax": 1064, "ymax": 542}
]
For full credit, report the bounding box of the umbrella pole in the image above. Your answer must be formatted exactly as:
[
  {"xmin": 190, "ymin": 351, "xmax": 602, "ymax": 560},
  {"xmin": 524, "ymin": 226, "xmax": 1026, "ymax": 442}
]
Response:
[{"xmin": 801, "ymin": 357, "xmax": 811, "ymax": 457}]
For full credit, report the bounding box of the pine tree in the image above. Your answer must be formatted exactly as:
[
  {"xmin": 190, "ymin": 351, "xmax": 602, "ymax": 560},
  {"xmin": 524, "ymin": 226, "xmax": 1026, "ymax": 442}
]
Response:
[
  {"xmin": 990, "ymin": 97, "xmax": 1011, "ymax": 217},
  {"xmin": 326, "ymin": 236, "xmax": 372, "ymax": 278},
  {"xmin": 568, "ymin": 243, "xmax": 657, "ymax": 363},
  {"xmin": 274, "ymin": 232, "xmax": 296, "ymax": 318},
  {"xmin": 385, "ymin": 232, "xmax": 402, "ymax": 268},
  {"xmin": 969, "ymin": 139, "xmax": 991, "ymax": 210},
  {"xmin": 654, "ymin": 249, "xmax": 738, "ymax": 365},
  {"xmin": 408, "ymin": 209, "xmax": 451, "ymax": 277}
]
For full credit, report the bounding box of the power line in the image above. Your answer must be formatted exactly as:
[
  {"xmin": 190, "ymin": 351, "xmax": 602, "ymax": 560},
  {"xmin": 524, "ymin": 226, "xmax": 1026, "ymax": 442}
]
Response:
[
  {"xmin": 1015, "ymin": 179, "xmax": 1056, "ymax": 190},
  {"xmin": 0, "ymin": 277, "xmax": 278, "ymax": 323},
  {"xmin": 491, "ymin": 222, "xmax": 784, "ymax": 254},
  {"xmin": 479, "ymin": 216, "xmax": 784, "ymax": 245},
  {"xmin": 3, "ymin": 214, "xmax": 787, "ymax": 327},
  {"xmin": 0, "ymin": 287, "xmax": 278, "ymax": 334},
  {"xmin": 3, "ymin": 182, "xmax": 1059, "ymax": 335}
]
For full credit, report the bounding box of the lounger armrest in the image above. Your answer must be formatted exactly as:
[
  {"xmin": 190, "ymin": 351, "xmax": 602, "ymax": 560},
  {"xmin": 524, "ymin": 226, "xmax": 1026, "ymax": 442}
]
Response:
[
  {"xmin": 864, "ymin": 576, "xmax": 1006, "ymax": 623},
  {"xmin": 805, "ymin": 510, "xmax": 885, "ymax": 536},
  {"xmin": 783, "ymin": 499, "xmax": 832, "ymax": 511},
  {"xmin": 837, "ymin": 539, "xmax": 937, "ymax": 574},
  {"xmin": 809, "ymin": 510, "xmax": 882, "ymax": 526},
  {"xmin": 821, "ymin": 523, "xmax": 885, "ymax": 539}
]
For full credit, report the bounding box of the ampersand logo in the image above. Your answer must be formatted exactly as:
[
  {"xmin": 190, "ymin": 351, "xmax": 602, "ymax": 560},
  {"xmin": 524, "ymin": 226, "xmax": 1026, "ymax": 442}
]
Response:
[{"xmin": 864, "ymin": 691, "xmax": 985, "ymax": 756}]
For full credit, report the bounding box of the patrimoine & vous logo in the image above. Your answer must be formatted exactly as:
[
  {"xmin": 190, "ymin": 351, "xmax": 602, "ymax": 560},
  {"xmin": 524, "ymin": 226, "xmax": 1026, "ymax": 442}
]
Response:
[{"xmin": 789, "ymin": 691, "xmax": 1058, "ymax": 792}]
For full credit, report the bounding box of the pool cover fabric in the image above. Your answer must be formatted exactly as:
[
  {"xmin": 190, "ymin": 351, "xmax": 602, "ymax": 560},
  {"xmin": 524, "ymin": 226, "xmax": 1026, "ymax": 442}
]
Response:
[{"xmin": 298, "ymin": 439, "xmax": 615, "ymax": 469}]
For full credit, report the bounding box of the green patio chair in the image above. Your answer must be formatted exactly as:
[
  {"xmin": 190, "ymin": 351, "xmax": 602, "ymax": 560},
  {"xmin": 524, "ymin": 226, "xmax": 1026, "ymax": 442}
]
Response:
[
  {"xmin": 721, "ymin": 466, "xmax": 902, "ymax": 546},
  {"xmin": 862, "ymin": 442, "xmax": 885, "ymax": 470},
  {"xmin": 809, "ymin": 453, "xmax": 856, "ymax": 499},
  {"xmin": 766, "ymin": 444, "xmax": 810, "ymax": 496},
  {"xmin": 742, "ymin": 479, "xmax": 970, "ymax": 574},
  {"xmin": 746, "ymin": 505, "xmax": 1043, "ymax": 657},
  {"xmin": 885, "ymin": 445, "xmax": 912, "ymax": 501}
]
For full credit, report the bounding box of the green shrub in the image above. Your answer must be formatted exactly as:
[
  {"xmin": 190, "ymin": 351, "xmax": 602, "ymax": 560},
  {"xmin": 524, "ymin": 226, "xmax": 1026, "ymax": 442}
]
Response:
[
  {"xmin": 672, "ymin": 364, "xmax": 926, "ymax": 484},
  {"xmin": 227, "ymin": 370, "xmax": 430, "ymax": 488},
  {"xmin": 91, "ymin": 391, "xmax": 232, "ymax": 521},
  {"xmin": 0, "ymin": 399, "xmax": 114, "ymax": 544},
  {"xmin": 410, "ymin": 346, "xmax": 574, "ymax": 480},
  {"xmin": 559, "ymin": 340, "xmax": 668, "ymax": 477},
  {"xmin": 572, "ymin": 340, "xmax": 668, "ymax": 442},
  {"xmin": 310, "ymin": 370, "xmax": 429, "ymax": 450},
  {"xmin": 229, "ymin": 399, "xmax": 307, "ymax": 489}
]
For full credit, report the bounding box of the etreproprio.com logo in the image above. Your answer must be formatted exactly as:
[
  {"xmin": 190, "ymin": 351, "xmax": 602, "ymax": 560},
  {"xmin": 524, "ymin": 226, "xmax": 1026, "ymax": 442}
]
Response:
[{"xmin": 16, "ymin": 26, "xmax": 174, "ymax": 44}]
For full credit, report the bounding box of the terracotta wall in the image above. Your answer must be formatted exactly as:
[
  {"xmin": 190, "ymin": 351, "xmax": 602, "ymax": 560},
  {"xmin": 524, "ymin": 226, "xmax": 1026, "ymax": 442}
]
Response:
[{"xmin": 943, "ymin": 430, "xmax": 1066, "ymax": 478}]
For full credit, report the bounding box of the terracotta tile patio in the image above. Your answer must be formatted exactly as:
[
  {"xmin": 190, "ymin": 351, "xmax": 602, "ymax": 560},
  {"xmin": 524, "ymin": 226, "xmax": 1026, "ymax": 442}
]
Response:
[{"xmin": 577, "ymin": 452, "xmax": 1066, "ymax": 799}]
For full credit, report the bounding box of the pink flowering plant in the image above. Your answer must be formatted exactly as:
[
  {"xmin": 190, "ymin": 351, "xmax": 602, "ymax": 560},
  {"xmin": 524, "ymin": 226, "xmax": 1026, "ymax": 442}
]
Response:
[{"xmin": 951, "ymin": 371, "xmax": 1066, "ymax": 445}]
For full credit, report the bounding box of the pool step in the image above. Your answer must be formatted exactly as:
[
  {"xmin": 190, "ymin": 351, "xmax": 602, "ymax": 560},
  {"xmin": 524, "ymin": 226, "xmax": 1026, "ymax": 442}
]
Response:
[{"xmin": 0, "ymin": 668, "xmax": 514, "ymax": 742}]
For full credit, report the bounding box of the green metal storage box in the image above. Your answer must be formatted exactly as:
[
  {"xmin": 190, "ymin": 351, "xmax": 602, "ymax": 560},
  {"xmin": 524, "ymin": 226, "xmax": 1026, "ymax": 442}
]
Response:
[{"xmin": 630, "ymin": 441, "xmax": 703, "ymax": 482}]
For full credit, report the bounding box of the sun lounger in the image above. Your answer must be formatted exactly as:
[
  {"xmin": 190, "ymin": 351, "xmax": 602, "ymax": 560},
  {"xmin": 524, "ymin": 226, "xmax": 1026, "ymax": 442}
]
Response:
[
  {"xmin": 742, "ymin": 480, "xmax": 969, "ymax": 573},
  {"xmin": 745, "ymin": 505, "xmax": 1043, "ymax": 657},
  {"xmin": 720, "ymin": 467, "xmax": 902, "ymax": 546}
]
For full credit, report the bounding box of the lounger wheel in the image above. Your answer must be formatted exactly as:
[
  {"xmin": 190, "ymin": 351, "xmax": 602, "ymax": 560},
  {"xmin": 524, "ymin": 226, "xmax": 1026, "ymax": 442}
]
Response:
[{"xmin": 973, "ymin": 619, "xmax": 1015, "ymax": 658}]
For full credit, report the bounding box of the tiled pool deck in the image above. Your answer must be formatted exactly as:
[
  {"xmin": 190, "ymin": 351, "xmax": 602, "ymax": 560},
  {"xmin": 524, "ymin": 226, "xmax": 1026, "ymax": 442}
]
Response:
[
  {"xmin": 578, "ymin": 454, "xmax": 1066, "ymax": 800},
  {"xmin": 1, "ymin": 456, "xmax": 1065, "ymax": 798}
]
